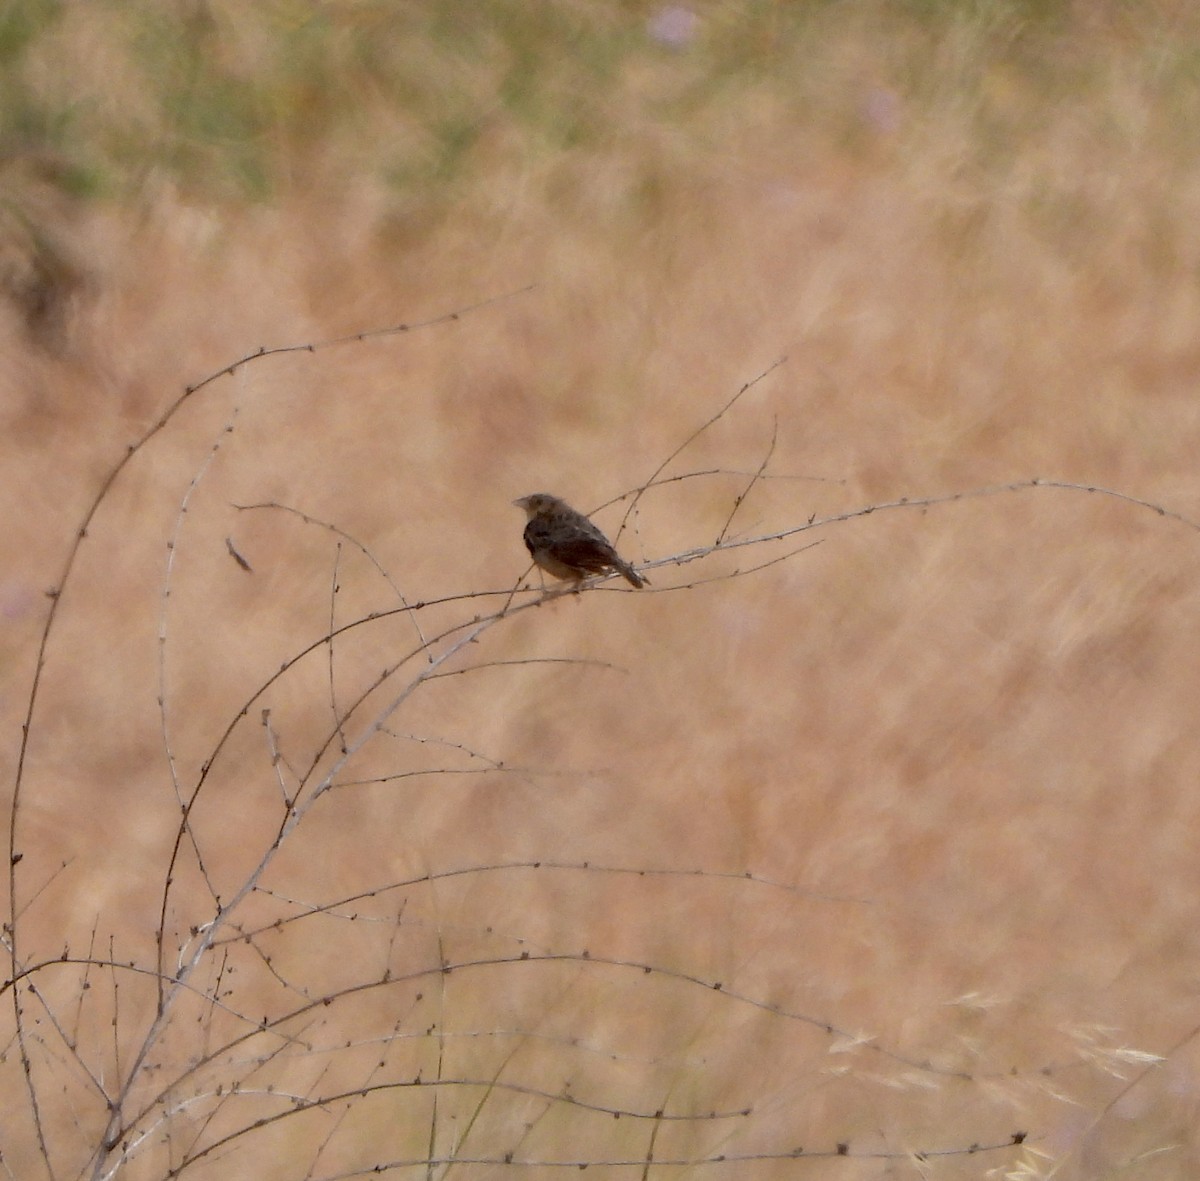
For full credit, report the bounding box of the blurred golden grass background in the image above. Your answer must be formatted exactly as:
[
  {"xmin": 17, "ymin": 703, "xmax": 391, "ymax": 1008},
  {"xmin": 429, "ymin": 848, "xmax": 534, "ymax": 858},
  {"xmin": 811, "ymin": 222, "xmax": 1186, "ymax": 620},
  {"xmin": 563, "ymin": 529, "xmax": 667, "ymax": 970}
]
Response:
[{"xmin": 3, "ymin": 1, "xmax": 1200, "ymax": 1177}]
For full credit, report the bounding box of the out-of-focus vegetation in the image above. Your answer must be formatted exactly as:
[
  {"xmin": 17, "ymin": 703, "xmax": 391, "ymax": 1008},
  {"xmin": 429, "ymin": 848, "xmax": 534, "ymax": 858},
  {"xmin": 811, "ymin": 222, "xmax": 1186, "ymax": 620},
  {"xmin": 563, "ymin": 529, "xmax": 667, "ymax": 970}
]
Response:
[
  {"xmin": 4, "ymin": 0, "xmax": 1197, "ymax": 362},
  {"xmin": 2, "ymin": 2, "xmax": 1196, "ymax": 210},
  {"xmin": 4, "ymin": 4, "xmax": 1200, "ymax": 1178}
]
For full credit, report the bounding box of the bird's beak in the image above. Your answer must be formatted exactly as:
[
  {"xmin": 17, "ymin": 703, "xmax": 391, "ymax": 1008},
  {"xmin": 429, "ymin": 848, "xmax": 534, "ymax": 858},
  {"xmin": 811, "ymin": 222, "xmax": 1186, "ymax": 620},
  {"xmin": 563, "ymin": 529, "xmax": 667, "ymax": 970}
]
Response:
[{"xmin": 511, "ymin": 496, "xmax": 527, "ymax": 508}]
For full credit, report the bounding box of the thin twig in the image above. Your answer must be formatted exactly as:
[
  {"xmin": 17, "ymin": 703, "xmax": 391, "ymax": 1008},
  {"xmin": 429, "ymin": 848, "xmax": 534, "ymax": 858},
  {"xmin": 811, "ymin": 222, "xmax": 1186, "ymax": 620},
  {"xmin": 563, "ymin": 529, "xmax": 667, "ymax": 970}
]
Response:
[
  {"xmin": 327, "ymin": 543, "xmax": 348, "ymax": 755},
  {"xmin": 613, "ymin": 355, "xmax": 787, "ymax": 539},
  {"xmin": 233, "ymin": 500, "xmax": 431, "ymax": 659},
  {"xmin": 715, "ymin": 416, "xmax": 777, "ymax": 546}
]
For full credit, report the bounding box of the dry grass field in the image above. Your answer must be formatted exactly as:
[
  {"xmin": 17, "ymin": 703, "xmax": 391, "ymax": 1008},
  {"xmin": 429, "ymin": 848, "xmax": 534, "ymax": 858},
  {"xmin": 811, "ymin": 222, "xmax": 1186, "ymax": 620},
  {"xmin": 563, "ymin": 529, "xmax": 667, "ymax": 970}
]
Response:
[{"xmin": 3, "ymin": 2, "xmax": 1200, "ymax": 1178}]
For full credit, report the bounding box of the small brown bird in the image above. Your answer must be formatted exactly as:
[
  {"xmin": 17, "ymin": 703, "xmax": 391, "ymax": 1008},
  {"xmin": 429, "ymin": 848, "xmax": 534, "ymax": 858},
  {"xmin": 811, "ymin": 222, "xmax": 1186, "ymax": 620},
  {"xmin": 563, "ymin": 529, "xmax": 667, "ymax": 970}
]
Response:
[{"xmin": 513, "ymin": 493, "xmax": 646, "ymax": 589}]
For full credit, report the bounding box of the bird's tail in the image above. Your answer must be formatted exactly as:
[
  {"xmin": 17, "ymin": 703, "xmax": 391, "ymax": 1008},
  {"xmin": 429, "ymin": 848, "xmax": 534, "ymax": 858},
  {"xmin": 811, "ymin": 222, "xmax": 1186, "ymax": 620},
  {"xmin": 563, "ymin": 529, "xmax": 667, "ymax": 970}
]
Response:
[{"xmin": 619, "ymin": 562, "xmax": 647, "ymax": 589}]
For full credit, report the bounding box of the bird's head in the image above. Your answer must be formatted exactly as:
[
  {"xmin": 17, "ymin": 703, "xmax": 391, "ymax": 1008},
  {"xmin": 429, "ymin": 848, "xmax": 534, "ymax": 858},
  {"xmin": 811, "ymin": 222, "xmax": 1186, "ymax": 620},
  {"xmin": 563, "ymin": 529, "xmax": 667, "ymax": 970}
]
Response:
[{"xmin": 512, "ymin": 493, "xmax": 564, "ymax": 518}]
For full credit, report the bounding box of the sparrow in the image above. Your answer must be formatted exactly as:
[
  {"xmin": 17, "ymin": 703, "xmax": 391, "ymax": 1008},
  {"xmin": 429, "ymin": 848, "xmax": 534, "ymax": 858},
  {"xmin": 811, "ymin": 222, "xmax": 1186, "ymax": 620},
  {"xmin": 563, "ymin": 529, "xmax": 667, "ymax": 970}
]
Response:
[{"xmin": 513, "ymin": 493, "xmax": 646, "ymax": 589}]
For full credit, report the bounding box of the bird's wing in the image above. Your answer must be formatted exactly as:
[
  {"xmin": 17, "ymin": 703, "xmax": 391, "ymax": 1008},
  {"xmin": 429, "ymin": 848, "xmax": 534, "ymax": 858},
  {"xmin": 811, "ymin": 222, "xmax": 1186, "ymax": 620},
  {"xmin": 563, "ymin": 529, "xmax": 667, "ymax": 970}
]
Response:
[{"xmin": 546, "ymin": 535, "xmax": 623, "ymax": 573}]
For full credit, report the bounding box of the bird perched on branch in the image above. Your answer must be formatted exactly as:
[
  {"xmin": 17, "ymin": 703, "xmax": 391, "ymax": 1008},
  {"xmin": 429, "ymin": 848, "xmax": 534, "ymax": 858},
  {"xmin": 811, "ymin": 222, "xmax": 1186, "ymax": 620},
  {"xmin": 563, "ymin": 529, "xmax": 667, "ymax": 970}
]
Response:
[{"xmin": 513, "ymin": 493, "xmax": 647, "ymax": 589}]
